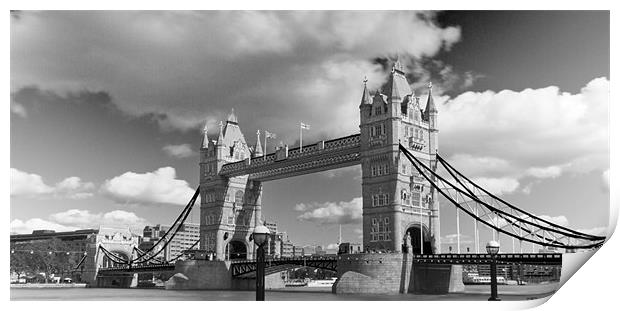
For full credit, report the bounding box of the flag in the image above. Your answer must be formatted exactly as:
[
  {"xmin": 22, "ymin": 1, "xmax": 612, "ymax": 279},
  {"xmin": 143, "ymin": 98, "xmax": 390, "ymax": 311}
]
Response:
[
  {"xmin": 265, "ymin": 131, "xmax": 276, "ymax": 139},
  {"xmin": 300, "ymin": 122, "xmax": 311, "ymax": 130}
]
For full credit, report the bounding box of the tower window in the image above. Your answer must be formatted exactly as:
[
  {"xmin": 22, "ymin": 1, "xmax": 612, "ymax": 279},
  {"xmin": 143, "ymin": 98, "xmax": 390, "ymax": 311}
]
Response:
[
  {"xmin": 412, "ymin": 190, "xmax": 421, "ymax": 207},
  {"xmin": 401, "ymin": 189, "xmax": 410, "ymax": 206},
  {"xmin": 375, "ymin": 106, "xmax": 382, "ymax": 115},
  {"xmin": 235, "ymin": 190, "xmax": 244, "ymax": 205}
]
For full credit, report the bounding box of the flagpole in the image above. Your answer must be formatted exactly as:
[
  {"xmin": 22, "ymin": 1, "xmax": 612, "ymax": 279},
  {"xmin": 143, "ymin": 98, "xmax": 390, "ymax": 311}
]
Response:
[
  {"xmin": 264, "ymin": 131, "xmax": 267, "ymax": 160},
  {"xmin": 300, "ymin": 122, "xmax": 303, "ymax": 152}
]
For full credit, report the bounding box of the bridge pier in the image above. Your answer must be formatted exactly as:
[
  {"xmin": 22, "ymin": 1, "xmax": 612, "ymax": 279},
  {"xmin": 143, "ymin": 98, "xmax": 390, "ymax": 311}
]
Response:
[
  {"xmin": 333, "ymin": 253, "xmax": 463, "ymax": 295},
  {"xmin": 95, "ymin": 273, "xmax": 138, "ymax": 288},
  {"xmin": 165, "ymin": 259, "xmax": 285, "ymax": 290}
]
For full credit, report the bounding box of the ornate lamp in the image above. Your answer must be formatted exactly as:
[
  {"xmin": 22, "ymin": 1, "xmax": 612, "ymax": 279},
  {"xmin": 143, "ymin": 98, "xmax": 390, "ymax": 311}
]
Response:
[
  {"xmin": 253, "ymin": 225, "xmax": 270, "ymax": 301},
  {"xmin": 486, "ymin": 240, "xmax": 500, "ymax": 255},
  {"xmin": 486, "ymin": 240, "xmax": 501, "ymax": 301}
]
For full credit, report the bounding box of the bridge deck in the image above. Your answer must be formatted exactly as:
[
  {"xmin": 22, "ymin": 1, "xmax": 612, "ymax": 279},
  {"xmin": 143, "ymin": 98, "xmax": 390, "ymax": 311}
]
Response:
[
  {"xmin": 220, "ymin": 134, "xmax": 361, "ymax": 181},
  {"xmin": 96, "ymin": 253, "xmax": 561, "ymax": 276}
]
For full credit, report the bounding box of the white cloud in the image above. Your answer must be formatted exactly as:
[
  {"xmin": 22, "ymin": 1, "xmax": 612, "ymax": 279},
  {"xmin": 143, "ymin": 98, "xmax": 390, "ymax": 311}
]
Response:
[
  {"xmin": 577, "ymin": 226, "xmax": 608, "ymax": 237},
  {"xmin": 11, "ymin": 102, "xmax": 27, "ymax": 117},
  {"xmin": 444, "ymin": 154, "xmax": 514, "ymax": 178},
  {"xmin": 10, "ymin": 168, "xmax": 54, "ymax": 196},
  {"xmin": 163, "ymin": 143, "xmax": 196, "ymax": 158},
  {"xmin": 49, "ymin": 209, "xmax": 148, "ymax": 231},
  {"xmin": 10, "ymin": 168, "xmax": 94, "ymax": 199},
  {"xmin": 101, "ymin": 167, "xmax": 197, "ymax": 206},
  {"xmin": 526, "ymin": 166, "xmax": 563, "ymax": 179},
  {"xmin": 11, "ymin": 11, "xmax": 460, "ymax": 137},
  {"xmin": 325, "ymin": 243, "xmax": 339, "ymax": 250},
  {"xmin": 471, "ymin": 177, "xmax": 519, "ymax": 196},
  {"xmin": 12, "ymin": 209, "xmax": 150, "ymax": 234},
  {"xmin": 55, "ymin": 176, "xmax": 95, "ymax": 199},
  {"xmin": 492, "ymin": 213, "xmax": 570, "ymax": 230},
  {"xmin": 297, "ymin": 197, "xmax": 362, "ymax": 225},
  {"xmin": 602, "ymin": 169, "xmax": 610, "ymax": 191},
  {"xmin": 439, "ymin": 77, "xmax": 608, "ymax": 193},
  {"xmin": 10, "ymin": 218, "xmax": 78, "ymax": 234},
  {"xmin": 441, "ymin": 233, "xmax": 473, "ymax": 244},
  {"xmin": 319, "ymin": 165, "xmax": 361, "ymax": 179},
  {"xmin": 538, "ymin": 215, "xmax": 570, "ymax": 227}
]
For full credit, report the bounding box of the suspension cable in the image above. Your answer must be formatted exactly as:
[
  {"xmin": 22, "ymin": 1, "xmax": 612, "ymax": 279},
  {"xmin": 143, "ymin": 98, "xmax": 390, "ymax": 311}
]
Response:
[
  {"xmin": 400, "ymin": 144, "xmax": 603, "ymax": 250},
  {"xmin": 437, "ymin": 154, "xmax": 605, "ymax": 240},
  {"xmin": 436, "ymin": 153, "xmax": 598, "ymax": 244},
  {"xmin": 132, "ymin": 188, "xmax": 200, "ymax": 264},
  {"xmin": 132, "ymin": 187, "xmax": 200, "ymax": 263},
  {"xmin": 168, "ymin": 239, "xmax": 200, "ymax": 262}
]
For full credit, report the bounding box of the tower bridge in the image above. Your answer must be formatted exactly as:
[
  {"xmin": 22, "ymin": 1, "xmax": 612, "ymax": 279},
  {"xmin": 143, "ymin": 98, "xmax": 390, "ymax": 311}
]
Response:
[{"xmin": 93, "ymin": 60, "xmax": 604, "ymax": 294}]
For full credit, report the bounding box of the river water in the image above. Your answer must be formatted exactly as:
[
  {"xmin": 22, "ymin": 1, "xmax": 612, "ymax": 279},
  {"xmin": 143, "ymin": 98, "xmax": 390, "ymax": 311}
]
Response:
[{"xmin": 10, "ymin": 284, "xmax": 558, "ymax": 301}]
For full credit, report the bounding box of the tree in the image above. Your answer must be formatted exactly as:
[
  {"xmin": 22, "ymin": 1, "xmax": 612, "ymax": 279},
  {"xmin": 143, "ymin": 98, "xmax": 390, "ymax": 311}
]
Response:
[{"xmin": 10, "ymin": 239, "xmax": 79, "ymax": 283}]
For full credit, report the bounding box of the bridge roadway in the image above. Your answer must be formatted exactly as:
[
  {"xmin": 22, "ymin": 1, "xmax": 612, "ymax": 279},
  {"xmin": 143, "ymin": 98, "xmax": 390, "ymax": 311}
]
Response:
[
  {"xmin": 97, "ymin": 253, "xmax": 561, "ymax": 277},
  {"xmin": 219, "ymin": 134, "xmax": 361, "ymax": 181}
]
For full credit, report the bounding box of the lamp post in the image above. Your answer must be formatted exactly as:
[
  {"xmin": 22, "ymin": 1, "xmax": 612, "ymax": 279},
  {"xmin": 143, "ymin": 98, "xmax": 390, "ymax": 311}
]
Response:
[
  {"xmin": 486, "ymin": 240, "xmax": 501, "ymax": 301},
  {"xmin": 253, "ymin": 225, "xmax": 270, "ymax": 301}
]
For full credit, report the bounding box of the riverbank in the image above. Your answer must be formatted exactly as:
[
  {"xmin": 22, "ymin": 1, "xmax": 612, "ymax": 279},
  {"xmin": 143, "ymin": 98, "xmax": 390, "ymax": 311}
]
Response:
[{"xmin": 11, "ymin": 283, "xmax": 87, "ymax": 289}]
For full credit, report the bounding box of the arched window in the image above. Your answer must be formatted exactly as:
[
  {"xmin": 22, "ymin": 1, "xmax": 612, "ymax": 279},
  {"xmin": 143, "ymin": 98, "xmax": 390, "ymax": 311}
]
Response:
[
  {"xmin": 412, "ymin": 189, "xmax": 421, "ymax": 207},
  {"xmin": 235, "ymin": 190, "xmax": 244, "ymax": 205},
  {"xmin": 401, "ymin": 189, "xmax": 410, "ymax": 205}
]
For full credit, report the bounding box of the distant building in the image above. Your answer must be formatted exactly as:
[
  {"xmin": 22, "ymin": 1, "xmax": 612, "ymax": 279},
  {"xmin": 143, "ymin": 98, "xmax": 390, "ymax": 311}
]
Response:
[
  {"xmin": 302, "ymin": 245, "xmax": 315, "ymax": 256},
  {"xmin": 139, "ymin": 223, "xmax": 200, "ymax": 261},
  {"xmin": 314, "ymin": 245, "xmax": 326, "ymax": 256},
  {"xmin": 338, "ymin": 242, "xmax": 363, "ymax": 254},
  {"xmin": 292, "ymin": 245, "xmax": 303, "ymax": 257},
  {"xmin": 10, "ymin": 227, "xmax": 140, "ymax": 283},
  {"xmin": 264, "ymin": 221, "xmax": 278, "ymax": 234},
  {"xmin": 281, "ymin": 240, "xmax": 294, "ymax": 258},
  {"xmin": 11, "ymin": 229, "xmax": 99, "ymax": 256}
]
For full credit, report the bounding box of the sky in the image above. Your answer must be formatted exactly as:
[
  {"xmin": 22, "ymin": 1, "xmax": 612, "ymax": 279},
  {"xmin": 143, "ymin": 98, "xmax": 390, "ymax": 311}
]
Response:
[{"xmin": 10, "ymin": 11, "xmax": 610, "ymax": 252}]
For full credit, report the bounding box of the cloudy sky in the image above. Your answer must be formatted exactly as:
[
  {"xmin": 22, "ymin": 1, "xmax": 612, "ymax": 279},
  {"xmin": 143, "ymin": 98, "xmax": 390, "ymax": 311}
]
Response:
[{"xmin": 10, "ymin": 11, "xmax": 610, "ymax": 252}]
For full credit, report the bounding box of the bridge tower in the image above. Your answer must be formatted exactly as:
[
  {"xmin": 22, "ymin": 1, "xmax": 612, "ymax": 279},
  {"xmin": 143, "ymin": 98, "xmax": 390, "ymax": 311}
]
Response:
[
  {"xmin": 359, "ymin": 60, "xmax": 440, "ymax": 254},
  {"xmin": 199, "ymin": 109, "xmax": 263, "ymax": 260}
]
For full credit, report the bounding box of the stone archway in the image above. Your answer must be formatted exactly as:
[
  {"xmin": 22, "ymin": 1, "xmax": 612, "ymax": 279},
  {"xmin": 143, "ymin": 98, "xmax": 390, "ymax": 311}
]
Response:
[
  {"xmin": 102, "ymin": 251, "xmax": 131, "ymax": 268},
  {"xmin": 225, "ymin": 240, "xmax": 247, "ymax": 260},
  {"xmin": 405, "ymin": 225, "xmax": 433, "ymax": 255}
]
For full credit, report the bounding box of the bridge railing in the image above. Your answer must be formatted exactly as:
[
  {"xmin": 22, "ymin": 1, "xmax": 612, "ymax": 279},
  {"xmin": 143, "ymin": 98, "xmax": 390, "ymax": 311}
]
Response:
[{"xmin": 220, "ymin": 134, "xmax": 360, "ymax": 177}]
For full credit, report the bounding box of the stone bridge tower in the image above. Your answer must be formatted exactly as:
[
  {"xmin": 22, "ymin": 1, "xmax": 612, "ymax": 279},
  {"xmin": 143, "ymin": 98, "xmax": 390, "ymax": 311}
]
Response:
[
  {"xmin": 359, "ymin": 60, "xmax": 440, "ymax": 254},
  {"xmin": 199, "ymin": 110, "xmax": 263, "ymax": 260}
]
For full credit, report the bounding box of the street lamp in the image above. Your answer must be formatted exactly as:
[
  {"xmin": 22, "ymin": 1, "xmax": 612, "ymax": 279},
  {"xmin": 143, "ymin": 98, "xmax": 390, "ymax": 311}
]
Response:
[
  {"xmin": 253, "ymin": 225, "xmax": 270, "ymax": 301},
  {"xmin": 486, "ymin": 240, "xmax": 501, "ymax": 301}
]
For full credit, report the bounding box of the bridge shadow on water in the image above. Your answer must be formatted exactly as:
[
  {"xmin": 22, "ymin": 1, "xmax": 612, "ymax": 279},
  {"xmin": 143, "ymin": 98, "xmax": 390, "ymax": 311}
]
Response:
[{"xmin": 11, "ymin": 285, "xmax": 558, "ymax": 301}]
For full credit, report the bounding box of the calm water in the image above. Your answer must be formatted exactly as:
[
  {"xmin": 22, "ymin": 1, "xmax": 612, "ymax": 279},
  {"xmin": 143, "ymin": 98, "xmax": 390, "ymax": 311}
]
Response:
[{"xmin": 10, "ymin": 284, "xmax": 558, "ymax": 301}]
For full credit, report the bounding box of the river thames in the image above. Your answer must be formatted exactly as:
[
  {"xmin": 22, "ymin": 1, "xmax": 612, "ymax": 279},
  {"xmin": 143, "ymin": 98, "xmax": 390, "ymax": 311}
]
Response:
[{"xmin": 11, "ymin": 284, "xmax": 558, "ymax": 301}]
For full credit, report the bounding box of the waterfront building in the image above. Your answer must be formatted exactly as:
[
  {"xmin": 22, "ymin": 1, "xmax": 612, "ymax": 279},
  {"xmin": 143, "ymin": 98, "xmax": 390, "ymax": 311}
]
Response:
[
  {"xmin": 281, "ymin": 240, "xmax": 294, "ymax": 258},
  {"xmin": 10, "ymin": 229, "xmax": 99, "ymax": 255},
  {"xmin": 338, "ymin": 242, "xmax": 363, "ymax": 254},
  {"xmin": 140, "ymin": 223, "xmax": 200, "ymax": 261},
  {"xmin": 10, "ymin": 227, "xmax": 140, "ymax": 283}
]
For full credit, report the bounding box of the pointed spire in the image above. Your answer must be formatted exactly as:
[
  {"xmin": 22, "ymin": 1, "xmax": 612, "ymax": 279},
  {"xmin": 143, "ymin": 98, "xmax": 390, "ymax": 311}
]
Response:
[
  {"xmin": 392, "ymin": 57, "xmax": 405, "ymax": 75},
  {"xmin": 216, "ymin": 120, "xmax": 224, "ymax": 145},
  {"xmin": 360, "ymin": 76, "xmax": 372, "ymax": 105},
  {"xmin": 423, "ymin": 81, "xmax": 438, "ymax": 120},
  {"xmin": 201, "ymin": 121, "xmax": 209, "ymax": 149},
  {"xmin": 383, "ymin": 57, "xmax": 411, "ymax": 102},
  {"xmin": 227, "ymin": 108, "xmax": 238, "ymax": 124},
  {"xmin": 253, "ymin": 130, "xmax": 263, "ymax": 157}
]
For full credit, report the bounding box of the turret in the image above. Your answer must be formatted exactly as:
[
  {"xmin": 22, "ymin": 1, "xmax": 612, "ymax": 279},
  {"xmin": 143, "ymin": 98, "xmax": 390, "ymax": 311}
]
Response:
[
  {"xmin": 360, "ymin": 77, "xmax": 372, "ymax": 106},
  {"xmin": 423, "ymin": 82, "xmax": 438, "ymax": 129},
  {"xmin": 253, "ymin": 130, "xmax": 263, "ymax": 157},
  {"xmin": 201, "ymin": 122, "xmax": 209, "ymax": 149}
]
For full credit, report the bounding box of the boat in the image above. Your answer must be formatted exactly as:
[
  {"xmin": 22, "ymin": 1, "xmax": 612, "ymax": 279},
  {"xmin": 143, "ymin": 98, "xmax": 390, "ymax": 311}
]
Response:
[{"xmin": 306, "ymin": 277, "xmax": 337, "ymax": 287}]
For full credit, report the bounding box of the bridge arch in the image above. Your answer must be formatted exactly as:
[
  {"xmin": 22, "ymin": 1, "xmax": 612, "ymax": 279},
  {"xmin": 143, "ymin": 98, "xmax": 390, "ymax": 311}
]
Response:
[
  {"xmin": 225, "ymin": 239, "xmax": 248, "ymax": 260},
  {"xmin": 404, "ymin": 224, "xmax": 433, "ymax": 254}
]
